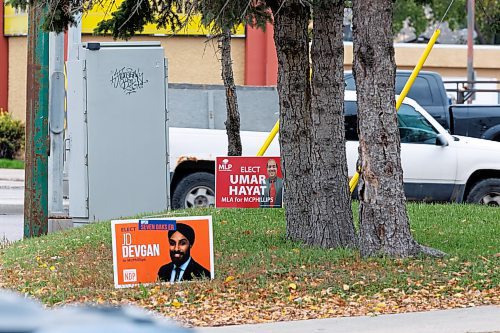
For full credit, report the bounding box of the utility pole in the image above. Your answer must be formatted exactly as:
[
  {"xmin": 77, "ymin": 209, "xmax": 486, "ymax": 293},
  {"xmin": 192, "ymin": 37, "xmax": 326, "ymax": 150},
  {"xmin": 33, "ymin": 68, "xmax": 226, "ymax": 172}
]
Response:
[
  {"xmin": 25, "ymin": 3, "xmax": 49, "ymax": 237},
  {"xmin": 467, "ymin": 0, "xmax": 475, "ymax": 103}
]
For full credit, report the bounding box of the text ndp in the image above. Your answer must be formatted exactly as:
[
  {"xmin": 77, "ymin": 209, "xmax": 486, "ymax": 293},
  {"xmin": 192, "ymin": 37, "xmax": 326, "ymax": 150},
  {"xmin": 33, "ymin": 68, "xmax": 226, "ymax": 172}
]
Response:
[
  {"xmin": 123, "ymin": 269, "xmax": 137, "ymax": 283},
  {"xmin": 228, "ymin": 166, "xmax": 266, "ymax": 196}
]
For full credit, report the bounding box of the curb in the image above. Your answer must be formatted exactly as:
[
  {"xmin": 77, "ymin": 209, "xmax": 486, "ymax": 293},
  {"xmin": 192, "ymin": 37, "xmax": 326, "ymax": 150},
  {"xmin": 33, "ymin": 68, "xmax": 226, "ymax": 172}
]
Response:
[
  {"xmin": 0, "ymin": 178, "xmax": 24, "ymax": 182},
  {"xmin": 0, "ymin": 169, "xmax": 25, "ymax": 182},
  {"xmin": 0, "ymin": 184, "xmax": 24, "ymax": 190},
  {"xmin": 195, "ymin": 306, "xmax": 500, "ymax": 333}
]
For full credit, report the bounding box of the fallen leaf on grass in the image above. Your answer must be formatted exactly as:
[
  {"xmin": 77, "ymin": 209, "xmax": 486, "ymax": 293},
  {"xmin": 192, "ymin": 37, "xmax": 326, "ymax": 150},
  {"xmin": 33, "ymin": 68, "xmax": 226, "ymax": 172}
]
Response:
[{"xmin": 171, "ymin": 299, "xmax": 182, "ymax": 308}]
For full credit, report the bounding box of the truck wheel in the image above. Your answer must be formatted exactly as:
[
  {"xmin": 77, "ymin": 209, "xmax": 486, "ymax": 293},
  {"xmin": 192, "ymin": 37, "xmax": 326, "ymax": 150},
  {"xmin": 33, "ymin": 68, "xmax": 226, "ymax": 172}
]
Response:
[
  {"xmin": 171, "ymin": 172, "xmax": 215, "ymax": 209},
  {"xmin": 466, "ymin": 178, "xmax": 500, "ymax": 206}
]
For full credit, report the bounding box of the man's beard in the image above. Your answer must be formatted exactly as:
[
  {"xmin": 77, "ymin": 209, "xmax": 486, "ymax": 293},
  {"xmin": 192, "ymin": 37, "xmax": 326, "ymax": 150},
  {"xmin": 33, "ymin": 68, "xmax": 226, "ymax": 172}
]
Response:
[{"xmin": 170, "ymin": 248, "xmax": 191, "ymax": 266}]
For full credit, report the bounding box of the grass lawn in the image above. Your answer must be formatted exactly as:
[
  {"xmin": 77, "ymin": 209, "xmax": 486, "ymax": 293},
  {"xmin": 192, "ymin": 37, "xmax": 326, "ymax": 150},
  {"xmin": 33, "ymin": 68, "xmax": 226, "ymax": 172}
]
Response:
[
  {"xmin": 0, "ymin": 203, "xmax": 498, "ymax": 326},
  {"xmin": 0, "ymin": 158, "xmax": 24, "ymax": 169}
]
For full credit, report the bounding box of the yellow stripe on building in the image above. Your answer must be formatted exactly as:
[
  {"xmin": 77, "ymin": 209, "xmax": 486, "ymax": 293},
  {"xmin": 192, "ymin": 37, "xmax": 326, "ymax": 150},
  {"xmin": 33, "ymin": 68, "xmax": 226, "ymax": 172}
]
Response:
[
  {"xmin": 4, "ymin": 1, "xmax": 244, "ymax": 36},
  {"xmin": 3, "ymin": 5, "xmax": 28, "ymax": 36}
]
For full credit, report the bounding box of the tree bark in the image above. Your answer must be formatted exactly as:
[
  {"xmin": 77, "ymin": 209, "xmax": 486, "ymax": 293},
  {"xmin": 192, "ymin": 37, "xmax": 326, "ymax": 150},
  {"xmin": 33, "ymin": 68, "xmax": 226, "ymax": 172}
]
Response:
[
  {"xmin": 220, "ymin": 28, "xmax": 242, "ymax": 156},
  {"xmin": 352, "ymin": 0, "xmax": 425, "ymax": 257},
  {"xmin": 309, "ymin": 0, "xmax": 357, "ymax": 248},
  {"xmin": 268, "ymin": 0, "xmax": 312, "ymax": 242}
]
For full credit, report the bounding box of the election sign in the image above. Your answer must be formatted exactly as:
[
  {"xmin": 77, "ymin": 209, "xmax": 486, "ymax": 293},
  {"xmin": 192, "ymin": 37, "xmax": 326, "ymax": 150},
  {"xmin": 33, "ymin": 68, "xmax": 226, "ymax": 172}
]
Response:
[
  {"xmin": 111, "ymin": 216, "xmax": 214, "ymax": 288},
  {"xmin": 215, "ymin": 156, "xmax": 283, "ymax": 208}
]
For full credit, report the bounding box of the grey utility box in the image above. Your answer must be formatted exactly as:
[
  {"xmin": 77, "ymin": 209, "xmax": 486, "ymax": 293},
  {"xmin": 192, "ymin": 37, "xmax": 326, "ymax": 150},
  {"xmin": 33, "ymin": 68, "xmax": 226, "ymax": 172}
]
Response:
[{"xmin": 66, "ymin": 42, "xmax": 169, "ymax": 224}]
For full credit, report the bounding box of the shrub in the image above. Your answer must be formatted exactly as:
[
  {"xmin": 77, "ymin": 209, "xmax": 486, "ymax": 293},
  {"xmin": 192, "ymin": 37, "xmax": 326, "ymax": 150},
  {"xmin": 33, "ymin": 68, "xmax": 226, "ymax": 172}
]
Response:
[{"xmin": 0, "ymin": 111, "xmax": 25, "ymax": 159}]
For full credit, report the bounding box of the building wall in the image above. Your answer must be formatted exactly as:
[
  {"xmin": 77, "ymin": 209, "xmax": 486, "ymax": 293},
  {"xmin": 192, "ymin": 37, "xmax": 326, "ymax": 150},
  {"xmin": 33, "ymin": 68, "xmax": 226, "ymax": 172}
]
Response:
[
  {"xmin": 343, "ymin": 43, "xmax": 500, "ymax": 81},
  {"xmin": 6, "ymin": 32, "xmax": 500, "ymax": 121},
  {"xmin": 81, "ymin": 35, "xmax": 246, "ymax": 85},
  {"xmin": 7, "ymin": 35, "xmax": 246, "ymax": 120},
  {"xmin": 0, "ymin": 1, "xmax": 8, "ymax": 112},
  {"xmin": 7, "ymin": 37, "xmax": 27, "ymax": 120}
]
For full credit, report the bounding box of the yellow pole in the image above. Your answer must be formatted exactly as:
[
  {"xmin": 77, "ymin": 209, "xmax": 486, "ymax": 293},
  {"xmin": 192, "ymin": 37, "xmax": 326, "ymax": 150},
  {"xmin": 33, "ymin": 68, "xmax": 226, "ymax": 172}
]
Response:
[
  {"xmin": 395, "ymin": 29, "xmax": 441, "ymax": 110},
  {"xmin": 349, "ymin": 171, "xmax": 360, "ymax": 193},
  {"xmin": 349, "ymin": 29, "xmax": 441, "ymax": 193},
  {"xmin": 256, "ymin": 120, "xmax": 280, "ymax": 156}
]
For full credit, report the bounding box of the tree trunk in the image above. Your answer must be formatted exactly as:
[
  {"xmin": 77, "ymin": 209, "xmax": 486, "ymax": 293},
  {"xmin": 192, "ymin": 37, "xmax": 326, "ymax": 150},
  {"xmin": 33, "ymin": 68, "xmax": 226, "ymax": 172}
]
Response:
[
  {"xmin": 220, "ymin": 28, "xmax": 242, "ymax": 156},
  {"xmin": 352, "ymin": 0, "xmax": 424, "ymax": 257},
  {"xmin": 309, "ymin": 0, "xmax": 357, "ymax": 248},
  {"xmin": 268, "ymin": 0, "xmax": 312, "ymax": 242}
]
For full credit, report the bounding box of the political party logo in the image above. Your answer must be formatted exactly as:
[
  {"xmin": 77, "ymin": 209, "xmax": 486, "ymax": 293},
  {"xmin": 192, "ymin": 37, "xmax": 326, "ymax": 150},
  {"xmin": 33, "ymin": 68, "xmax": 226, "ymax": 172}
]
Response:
[
  {"xmin": 123, "ymin": 269, "xmax": 137, "ymax": 282},
  {"xmin": 218, "ymin": 158, "xmax": 233, "ymax": 172}
]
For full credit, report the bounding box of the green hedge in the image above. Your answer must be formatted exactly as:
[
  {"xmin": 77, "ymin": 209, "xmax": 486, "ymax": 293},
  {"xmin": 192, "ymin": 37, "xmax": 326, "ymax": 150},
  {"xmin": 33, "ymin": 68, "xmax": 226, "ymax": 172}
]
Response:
[{"xmin": 0, "ymin": 112, "xmax": 25, "ymax": 159}]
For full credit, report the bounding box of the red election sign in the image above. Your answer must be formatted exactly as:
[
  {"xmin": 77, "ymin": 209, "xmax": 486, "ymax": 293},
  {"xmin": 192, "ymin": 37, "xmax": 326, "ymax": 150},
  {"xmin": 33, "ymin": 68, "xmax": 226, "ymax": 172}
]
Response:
[{"xmin": 215, "ymin": 156, "xmax": 283, "ymax": 208}]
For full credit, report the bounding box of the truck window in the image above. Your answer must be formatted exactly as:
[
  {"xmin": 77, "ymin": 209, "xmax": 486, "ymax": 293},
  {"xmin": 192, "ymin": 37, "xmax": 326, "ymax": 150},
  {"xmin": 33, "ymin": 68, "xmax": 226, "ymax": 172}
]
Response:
[
  {"xmin": 395, "ymin": 76, "xmax": 434, "ymax": 106},
  {"xmin": 345, "ymin": 76, "xmax": 356, "ymax": 91},
  {"xmin": 344, "ymin": 101, "xmax": 358, "ymax": 141},
  {"xmin": 345, "ymin": 74, "xmax": 436, "ymax": 106},
  {"xmin": 343, "ymin": 102, "xmax": 439, "ymax": 144},
  {"xmin": 398, "ymin": 104, "xmax": 439, "ymax": 144}
]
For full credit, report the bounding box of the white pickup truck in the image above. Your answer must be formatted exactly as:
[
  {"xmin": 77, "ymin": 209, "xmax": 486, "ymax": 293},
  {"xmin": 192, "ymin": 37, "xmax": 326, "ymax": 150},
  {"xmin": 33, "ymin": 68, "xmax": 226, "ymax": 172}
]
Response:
[{"xmin": 169, "ymin": 91, "xmax": 500, "ymax": 208}]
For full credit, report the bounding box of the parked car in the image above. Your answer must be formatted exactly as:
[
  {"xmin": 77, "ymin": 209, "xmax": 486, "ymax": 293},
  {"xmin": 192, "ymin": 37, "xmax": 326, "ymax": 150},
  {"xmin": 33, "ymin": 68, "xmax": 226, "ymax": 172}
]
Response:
[
  {"xmin": 343, "ymin": 91, "xmax": 500, "ymax": 204},
  {"xmin": 169, "ymin": 91, "xmax": 500, "ymax": 208},
  {"xmin": 345, "ymin": 71, "xmax": 500, "ymax": 141}
]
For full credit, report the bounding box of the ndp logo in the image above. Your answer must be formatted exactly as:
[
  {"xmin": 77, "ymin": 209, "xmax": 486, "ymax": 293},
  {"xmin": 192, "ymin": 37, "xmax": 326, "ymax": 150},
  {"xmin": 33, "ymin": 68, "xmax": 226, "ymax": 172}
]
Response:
[
  {"xmin": 218, "ymin": 158, "xmax": 232, "ymax": 171},
  {"xmin": 123, "ymin": 269, "xmax": 137, "ymax": 282}
]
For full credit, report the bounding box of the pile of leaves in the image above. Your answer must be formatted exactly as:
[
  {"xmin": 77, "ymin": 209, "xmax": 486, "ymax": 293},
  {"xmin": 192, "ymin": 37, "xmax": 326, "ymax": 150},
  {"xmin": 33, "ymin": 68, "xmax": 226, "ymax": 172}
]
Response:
[{"xmin": 0, "ymin": 206, "xmax": 498, "ymax": 327}]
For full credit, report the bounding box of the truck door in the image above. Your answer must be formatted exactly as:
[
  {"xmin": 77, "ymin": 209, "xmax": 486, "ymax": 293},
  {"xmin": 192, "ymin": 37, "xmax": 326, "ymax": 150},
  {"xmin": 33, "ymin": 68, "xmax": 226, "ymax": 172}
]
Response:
[
  {"xmin": 398, "ymin": 104, "xmax": 458, "ymax": 201},
  {"xmin": 344, "ymin": 101, "xmax": 459, "ymax": 202}
]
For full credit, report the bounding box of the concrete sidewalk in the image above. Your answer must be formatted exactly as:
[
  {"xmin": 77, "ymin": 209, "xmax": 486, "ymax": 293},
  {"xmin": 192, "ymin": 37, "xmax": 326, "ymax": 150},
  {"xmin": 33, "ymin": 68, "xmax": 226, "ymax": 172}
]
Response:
[{"xmin": 195, "ymin": 306, "xmax": 500, "ymax": 333}]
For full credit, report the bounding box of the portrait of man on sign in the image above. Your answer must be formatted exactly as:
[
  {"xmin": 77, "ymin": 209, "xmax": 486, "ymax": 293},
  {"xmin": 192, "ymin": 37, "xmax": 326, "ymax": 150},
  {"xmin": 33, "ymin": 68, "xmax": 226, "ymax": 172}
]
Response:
[
  {"xmin": 260, "ymin": 158, "xmax": 284, "ymax": 208},
  {"xmin": 157, "ymin": 223, "xmax": 211, "ymax": 282}
]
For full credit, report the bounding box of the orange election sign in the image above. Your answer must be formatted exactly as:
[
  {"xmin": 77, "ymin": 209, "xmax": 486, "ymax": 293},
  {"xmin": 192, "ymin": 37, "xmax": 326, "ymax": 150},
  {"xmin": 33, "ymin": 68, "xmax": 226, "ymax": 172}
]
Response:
[{"xmin": 111, "ymin": 216, "xmax": 214, "ymax": 288}]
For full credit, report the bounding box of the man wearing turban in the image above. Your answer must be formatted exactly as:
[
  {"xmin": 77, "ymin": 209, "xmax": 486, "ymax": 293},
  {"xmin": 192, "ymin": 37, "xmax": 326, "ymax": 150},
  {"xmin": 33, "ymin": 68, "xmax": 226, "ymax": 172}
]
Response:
[{"xmin": 157, "ymin": 223, "xmax": 211, "ymax": 282}]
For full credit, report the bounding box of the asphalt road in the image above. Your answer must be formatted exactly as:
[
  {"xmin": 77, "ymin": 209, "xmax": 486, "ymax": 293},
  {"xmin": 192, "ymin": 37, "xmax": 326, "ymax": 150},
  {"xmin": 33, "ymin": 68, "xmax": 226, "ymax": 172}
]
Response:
[{"xmin": 0, "ymin": 177, "xmax": 24, "ymax": 242}]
